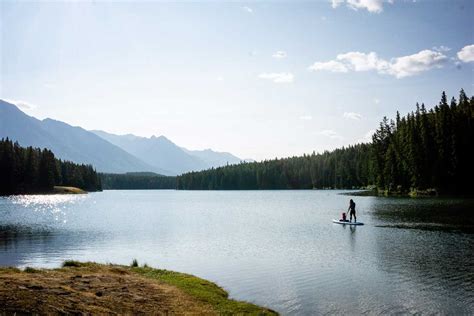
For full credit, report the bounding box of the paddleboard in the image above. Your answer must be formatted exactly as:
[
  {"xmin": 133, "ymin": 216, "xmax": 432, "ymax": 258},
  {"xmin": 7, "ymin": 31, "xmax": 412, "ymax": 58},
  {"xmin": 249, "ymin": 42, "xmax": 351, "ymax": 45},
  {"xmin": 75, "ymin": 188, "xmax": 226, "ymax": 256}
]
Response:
[{"xmin": 332, "ymin": 219, "xmax": 364, "ymax": 225}]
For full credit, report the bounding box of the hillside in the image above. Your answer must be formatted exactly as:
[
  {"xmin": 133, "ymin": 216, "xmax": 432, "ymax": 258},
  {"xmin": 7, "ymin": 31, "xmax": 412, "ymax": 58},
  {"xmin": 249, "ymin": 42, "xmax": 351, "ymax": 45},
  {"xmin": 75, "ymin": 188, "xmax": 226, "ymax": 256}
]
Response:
[
  {"xmin": 92, "ymin": 130, "xmax": 243, "ymax": 175},
  {"xmin": 0, "ymin": 100, "xmax": 160, "ymax": 174}
]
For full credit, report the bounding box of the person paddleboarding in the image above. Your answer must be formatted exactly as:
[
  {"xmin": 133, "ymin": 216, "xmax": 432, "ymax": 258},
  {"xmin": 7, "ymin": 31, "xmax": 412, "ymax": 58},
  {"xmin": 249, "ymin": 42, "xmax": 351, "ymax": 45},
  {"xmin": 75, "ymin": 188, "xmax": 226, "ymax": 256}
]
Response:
[{"xmin": 348, "ymin": 199, "xmax": 356, "ymax": 222}]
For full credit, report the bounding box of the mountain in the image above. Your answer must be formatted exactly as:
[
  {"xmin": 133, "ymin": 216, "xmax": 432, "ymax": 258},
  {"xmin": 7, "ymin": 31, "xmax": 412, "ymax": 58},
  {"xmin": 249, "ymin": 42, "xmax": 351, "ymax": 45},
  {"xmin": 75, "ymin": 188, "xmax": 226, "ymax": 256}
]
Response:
[
  {"xmin": 182, "ymin": 148, "xmax": 242, "ymax": 167},
  {"xmin": 92, "ymin": 130, "xmax": 243, "ymax": 175},
  {"xmin": 0, "ymin": 100, "xmax": 245, "ymax": 175},
  {"xmin": 0, "ymin": 100, "xmax": 163, "ymax": 174}
]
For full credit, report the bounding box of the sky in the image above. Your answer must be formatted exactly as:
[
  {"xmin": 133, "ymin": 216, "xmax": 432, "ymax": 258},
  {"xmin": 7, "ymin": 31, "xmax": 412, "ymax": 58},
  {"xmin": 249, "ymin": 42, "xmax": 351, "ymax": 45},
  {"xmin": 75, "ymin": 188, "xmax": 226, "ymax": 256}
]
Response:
[{"xmin": 1, "ymin": 0, "xmax": 473, "ymax": 161}]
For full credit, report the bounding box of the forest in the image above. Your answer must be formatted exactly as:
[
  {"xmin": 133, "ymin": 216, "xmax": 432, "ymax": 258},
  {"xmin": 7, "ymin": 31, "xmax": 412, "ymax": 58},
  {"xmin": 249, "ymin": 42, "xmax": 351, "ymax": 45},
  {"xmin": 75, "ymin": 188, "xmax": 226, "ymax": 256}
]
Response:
[
  {"xmin": 0, "ymin": 138, "xmax": 102, "ymax": 195},
  {"xmin": 1, "ymin": 90, "xmax": 472, "ymax": 195},
  {"xmin": 177, "ymin": 90, "xmax": 473, "ymax": 195},
  {"xmin": 100, "ymin": 172, "xmax": 176, "ymax": 190}
]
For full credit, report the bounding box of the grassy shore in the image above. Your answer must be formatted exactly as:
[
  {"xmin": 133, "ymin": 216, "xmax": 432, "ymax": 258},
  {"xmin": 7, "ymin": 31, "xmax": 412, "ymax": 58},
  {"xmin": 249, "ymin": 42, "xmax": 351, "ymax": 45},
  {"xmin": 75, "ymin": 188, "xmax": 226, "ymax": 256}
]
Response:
[
  {"xmin": 53, "ymin": 186, "xmax": 87, "ymax": 194},
  {"xmin": 0, "ymin": 261, "xmax": 277, "ymax": 315}
]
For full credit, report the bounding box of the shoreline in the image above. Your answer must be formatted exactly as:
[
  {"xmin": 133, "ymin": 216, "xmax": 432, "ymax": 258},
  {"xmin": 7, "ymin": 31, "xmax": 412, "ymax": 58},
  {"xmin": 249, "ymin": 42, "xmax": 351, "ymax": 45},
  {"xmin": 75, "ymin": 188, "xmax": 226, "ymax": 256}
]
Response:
[
  {"xmin": 0, "ymin": 261, "xmax": 277, "ymax": 315},
  {"xmin": 0, "ymin": 186, "xmax": 92, "ymax": 196},
  {"xmin": 341, "ymin": 189, "xmax": 474, "ymax": 198},
  {"xmin": 53, "ymin": 186, "xmax": 88, "ymax": 194}
]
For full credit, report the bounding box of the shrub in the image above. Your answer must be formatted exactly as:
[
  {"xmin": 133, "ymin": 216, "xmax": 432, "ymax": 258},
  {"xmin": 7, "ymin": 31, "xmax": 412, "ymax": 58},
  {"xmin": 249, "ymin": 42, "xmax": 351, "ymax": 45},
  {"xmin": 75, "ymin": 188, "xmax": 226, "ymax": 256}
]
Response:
[{"xmin": 63, "ymin": 260, "xmax": 83, "ymax": 267}]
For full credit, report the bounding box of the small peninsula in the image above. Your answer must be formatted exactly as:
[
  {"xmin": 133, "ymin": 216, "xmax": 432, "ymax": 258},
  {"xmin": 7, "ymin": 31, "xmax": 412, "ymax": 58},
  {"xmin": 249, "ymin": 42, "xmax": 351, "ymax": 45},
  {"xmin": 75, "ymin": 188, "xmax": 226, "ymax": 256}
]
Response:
[{"xmin": 0, "ymin": 261, "xmax": 276, "ymax": 315}]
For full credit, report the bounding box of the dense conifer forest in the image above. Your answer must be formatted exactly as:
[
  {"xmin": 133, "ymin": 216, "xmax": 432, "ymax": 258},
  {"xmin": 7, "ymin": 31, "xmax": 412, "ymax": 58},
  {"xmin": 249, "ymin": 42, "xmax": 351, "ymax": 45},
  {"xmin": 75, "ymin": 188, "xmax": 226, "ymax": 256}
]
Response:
[
  {"xmin": 100, "ymin": 172, "xmax": 176, "ymax": 190},
  {"xmin": 0, "ymin": 139, "xmax": 102, "ymax": 195},
  {"xmin": 177, "ymin": 90, "xmax": 473, "ymax": 195},
  {"xmin": 1, "ymin": 90, "xmax": 472, "ymax": 195}
]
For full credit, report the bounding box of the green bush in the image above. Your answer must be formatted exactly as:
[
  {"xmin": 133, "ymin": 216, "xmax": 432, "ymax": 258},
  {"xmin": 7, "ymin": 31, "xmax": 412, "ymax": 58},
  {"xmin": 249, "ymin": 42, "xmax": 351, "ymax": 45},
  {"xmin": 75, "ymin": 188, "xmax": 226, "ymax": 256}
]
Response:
[{"xmin": 63, "ymin": 260, "xmax": 83, "ymax": 267}]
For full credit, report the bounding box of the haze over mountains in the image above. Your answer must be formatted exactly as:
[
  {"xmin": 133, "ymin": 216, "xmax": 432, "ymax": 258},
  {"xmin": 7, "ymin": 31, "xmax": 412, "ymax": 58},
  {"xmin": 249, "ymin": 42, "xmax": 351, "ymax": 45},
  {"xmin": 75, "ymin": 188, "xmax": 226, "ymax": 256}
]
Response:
[
  {"xmin": 92, "ymin": 130, "xmax": 242, "ymax": 175},
  {"xmin": 0, "ymin": 100, "xmax": 243, "ymax": 175}
]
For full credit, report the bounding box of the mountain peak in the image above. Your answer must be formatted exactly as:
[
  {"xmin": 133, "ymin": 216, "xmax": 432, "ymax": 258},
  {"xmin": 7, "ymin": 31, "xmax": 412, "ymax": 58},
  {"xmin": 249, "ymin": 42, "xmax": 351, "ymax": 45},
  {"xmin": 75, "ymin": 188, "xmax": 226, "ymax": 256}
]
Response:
[
  {"xmin": 92, "ymin": 131, "xmax": 244, "ymax": 174},
  {"xmin": 0, "ymin": 105, "xmax": 157, "ymax": 174},
  {"xmin": 151, "ymin": 135, "xmax": 174, "ymax": 144},
  {"xmin": 151, "ymin": 135, "xmax": 168, "ymax": 140}
]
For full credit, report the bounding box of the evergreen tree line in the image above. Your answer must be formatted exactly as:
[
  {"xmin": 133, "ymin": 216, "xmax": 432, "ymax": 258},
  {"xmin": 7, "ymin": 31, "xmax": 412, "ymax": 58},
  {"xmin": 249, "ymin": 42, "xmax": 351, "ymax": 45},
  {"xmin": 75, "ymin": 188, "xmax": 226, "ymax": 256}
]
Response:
[
  {"xmin": 176, "ymin": 143, "xmax": 372, "ymax": 190},
  {"xmin": 177, "ymin": 90, "xmax": 473, "ymax": 194},
  {"xmin": 0, "ymin": 138, "xmax": 102, "ymax": 195},
  {"xmin": 100, "ymin": 172, "xmax": 176, "ymax": 190},
  {"xmin": 372, "ymin": 89, "xmax": 473, "ymax": 194}
]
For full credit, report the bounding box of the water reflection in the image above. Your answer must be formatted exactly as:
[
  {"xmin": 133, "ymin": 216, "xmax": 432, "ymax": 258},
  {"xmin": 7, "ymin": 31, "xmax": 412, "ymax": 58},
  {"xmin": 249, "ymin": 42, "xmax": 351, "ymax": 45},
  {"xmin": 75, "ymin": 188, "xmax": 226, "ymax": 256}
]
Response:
[
  {"xmin": 348, "ymin": 225, "xmax": 357, "ymax": 251},
  {"xmin": 373, "ymin": 227, "xmax": 474, "ymax": 314},
  {"xmin": 369, "ymin": 197, "xmax": 474, "ymax": 232},
  {"xmin": 365, "ymin": 197, "xmax": 474, "ymax": 313},
  {"xmin": 0, "ymin": 191, "xmax": 473, "ymax": 315}
]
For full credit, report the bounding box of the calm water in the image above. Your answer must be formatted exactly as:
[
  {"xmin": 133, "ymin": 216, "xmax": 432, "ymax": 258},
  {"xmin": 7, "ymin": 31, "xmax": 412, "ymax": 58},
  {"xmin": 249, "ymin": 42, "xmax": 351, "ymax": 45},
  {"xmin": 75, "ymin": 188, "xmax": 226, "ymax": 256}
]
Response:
[{"xmin": 1, "ymin": 190, "xmax": 473, "ymax": 315}]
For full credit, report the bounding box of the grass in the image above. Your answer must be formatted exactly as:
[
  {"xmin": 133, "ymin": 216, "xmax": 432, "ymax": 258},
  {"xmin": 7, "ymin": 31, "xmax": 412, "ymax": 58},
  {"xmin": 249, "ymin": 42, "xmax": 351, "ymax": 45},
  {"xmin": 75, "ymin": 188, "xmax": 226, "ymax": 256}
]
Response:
[
  {"xmin": 0, "ymin": 267, "xmax": 21, "ymax": 273},
  {"xmin": 0, "ymin": 261, "xmax": 277, "ymax": 314},
  {"xmin": 53, "ymin": 186, "xmax": 87, "ymax": 194},
  {"xmin": 63, "ymin": 260, "xmax": 87, "ymax": 267},
  {"xmin": 132, "ymin": 266, "xmax": 277, "ymax": 315}
]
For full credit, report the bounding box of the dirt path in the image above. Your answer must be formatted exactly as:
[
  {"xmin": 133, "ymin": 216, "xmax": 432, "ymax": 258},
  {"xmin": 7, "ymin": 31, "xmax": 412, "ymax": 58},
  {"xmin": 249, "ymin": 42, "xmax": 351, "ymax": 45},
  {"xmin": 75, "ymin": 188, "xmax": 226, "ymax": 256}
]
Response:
[{"xmin": 0, "ymin": 265, "xmax": 215, "ymax": 315}]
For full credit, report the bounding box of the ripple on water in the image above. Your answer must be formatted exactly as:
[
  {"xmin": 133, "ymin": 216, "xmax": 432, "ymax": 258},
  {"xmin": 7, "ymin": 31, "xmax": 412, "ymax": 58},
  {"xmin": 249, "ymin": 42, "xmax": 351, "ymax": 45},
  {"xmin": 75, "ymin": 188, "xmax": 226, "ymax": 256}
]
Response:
[
  {"xmin": 1, "ymin": 191, "xmax": 474, "ymax": 315},
  {"xmin": 1, "ymin": 194, "xmax": 86, "ymax": 226}
]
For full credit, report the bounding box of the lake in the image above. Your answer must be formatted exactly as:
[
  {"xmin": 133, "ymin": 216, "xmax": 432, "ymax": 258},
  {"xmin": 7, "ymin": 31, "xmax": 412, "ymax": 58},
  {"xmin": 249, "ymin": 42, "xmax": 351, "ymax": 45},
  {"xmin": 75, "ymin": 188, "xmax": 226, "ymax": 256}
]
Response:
[{"xmin": 1, "ymin": 190, "xmax": 473, "ymax": 315}]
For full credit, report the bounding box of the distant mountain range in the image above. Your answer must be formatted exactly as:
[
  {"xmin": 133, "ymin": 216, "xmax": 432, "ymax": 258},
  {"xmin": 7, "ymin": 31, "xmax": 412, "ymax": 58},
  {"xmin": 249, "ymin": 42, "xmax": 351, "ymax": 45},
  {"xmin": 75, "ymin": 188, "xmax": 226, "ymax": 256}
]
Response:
[
  {"xmin": 0, "ymin": 100, "xmax": 244, "ymax": 175},
  {"xmin": 91, "ymin": 130, "xmax": 242, "ymax": 175}
]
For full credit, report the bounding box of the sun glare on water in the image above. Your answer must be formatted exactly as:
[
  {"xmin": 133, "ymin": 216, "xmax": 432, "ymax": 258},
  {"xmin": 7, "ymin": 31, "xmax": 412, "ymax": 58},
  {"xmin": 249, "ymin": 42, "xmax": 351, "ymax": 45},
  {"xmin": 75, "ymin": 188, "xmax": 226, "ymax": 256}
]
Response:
[{"xmin": 8, "ymin": 194, "xmax": 86, "ymax": 224}]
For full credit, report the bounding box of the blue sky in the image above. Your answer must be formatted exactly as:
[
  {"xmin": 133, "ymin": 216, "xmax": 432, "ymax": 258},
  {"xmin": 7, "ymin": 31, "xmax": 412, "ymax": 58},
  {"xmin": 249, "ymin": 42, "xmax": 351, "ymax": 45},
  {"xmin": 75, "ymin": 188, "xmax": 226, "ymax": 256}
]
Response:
[{"xmin": 1, "ymin": 0, "xmax": 473, "ymax": 160}]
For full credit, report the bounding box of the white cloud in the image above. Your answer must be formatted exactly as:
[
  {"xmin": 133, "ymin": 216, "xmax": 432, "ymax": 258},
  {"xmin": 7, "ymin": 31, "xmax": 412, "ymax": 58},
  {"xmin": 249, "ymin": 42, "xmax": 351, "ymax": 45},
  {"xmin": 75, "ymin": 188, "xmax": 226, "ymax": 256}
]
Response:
[
  {"xmin": 457, "ymin": 44, "xmax": 474, "ymax": 63},
  {"xmin": 388, "ymin": 50, "xmax": 447, "ymax": 78},
  {"xmin": 331, "ymin": 0, "xmax": 387, "ymax": 13},
  {"xmin": 216, "ymin": 76, "xmax": 224, "ymax": 81},
  {"xmin": 258, "ymin": 72, "xmax": 294, "ymax": 83},
  {"xmin": 374, "ymin": 98, "xmax": 380, "ymax": 104},
  {"xmin": 338, "ymin": 51, "xmax": 390, "ymax": 72},
  {"xmin": 308, "ymin": 60, "xmax": 348, "ymax": 73},
  {"xmin": 4, "ymin": 99, "xmax": 38, "ymax": 110},
  {"xmin": 299, "ymin": 115, "xmax": 313, "ymax": 120},
  {"xmin": 319, "ymin": 129, "xmax": 344, "ymax": 140},
  {"xmin": 242, "ymin": 6, "xmax": 253, "ymax": 13},
  {"xmin": 432, "ymin": 45, "xmax": 451, "ymax": 52},
  {"xmin": 272, "ymin": 51, "xmax": 287, "ymax": 59},
  {"xmin": 343, "ymin": 112, "xmax": 363, "ymax": 120},
  {"xmin": 309, "ymin": 49, "xmax": 447, "ymax": 78},
  {"xmin": 331, "ymin": 0, "xmax": 345, "ymax": 8},
  {"xmin": 347, "ymin": 0, "xmax": 384, "ymax": 13}
]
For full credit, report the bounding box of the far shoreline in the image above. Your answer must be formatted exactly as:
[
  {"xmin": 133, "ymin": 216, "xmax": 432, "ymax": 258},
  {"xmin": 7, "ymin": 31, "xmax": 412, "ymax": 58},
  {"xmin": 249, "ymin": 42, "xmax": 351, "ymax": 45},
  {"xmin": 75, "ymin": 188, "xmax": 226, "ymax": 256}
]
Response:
[
  {"xmin": 341, "ymin": 189, "xmax": 474, "ymax": 199},
  {"xmin": 53, "ymin": 186, "xmax": 88, "ymax": 194},
  {"xmin": 0, "ymin": 186, "xmax": 90, "ymax": 197}
]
